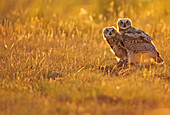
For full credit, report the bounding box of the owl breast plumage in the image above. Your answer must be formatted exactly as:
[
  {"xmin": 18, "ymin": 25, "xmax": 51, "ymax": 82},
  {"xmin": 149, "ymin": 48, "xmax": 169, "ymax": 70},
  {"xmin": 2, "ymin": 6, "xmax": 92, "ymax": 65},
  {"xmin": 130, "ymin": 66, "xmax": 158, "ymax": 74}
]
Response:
[{"xmin": 103, "ymin": 27, "xmax": 128, "ymax": 62}]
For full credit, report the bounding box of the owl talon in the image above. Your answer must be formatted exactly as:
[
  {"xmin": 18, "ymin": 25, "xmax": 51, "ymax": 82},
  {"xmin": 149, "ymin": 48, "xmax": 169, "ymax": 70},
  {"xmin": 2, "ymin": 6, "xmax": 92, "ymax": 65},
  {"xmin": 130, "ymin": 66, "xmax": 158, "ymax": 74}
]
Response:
[
  {"xmin": 116, "ymin": 60, "xmax": 124, "ymax": 67},
  {"xmin": 117, "ymin": 59, "xmax": 129, "ymax": 67}
]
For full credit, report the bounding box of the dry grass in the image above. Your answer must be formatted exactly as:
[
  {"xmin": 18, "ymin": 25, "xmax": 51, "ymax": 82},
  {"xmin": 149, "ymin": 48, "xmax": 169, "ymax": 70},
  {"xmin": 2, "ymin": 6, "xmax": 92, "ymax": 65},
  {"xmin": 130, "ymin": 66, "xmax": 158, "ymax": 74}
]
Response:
[{"xmin": 0, "ymin": 0, "xmax": 170, "ymax": 115}]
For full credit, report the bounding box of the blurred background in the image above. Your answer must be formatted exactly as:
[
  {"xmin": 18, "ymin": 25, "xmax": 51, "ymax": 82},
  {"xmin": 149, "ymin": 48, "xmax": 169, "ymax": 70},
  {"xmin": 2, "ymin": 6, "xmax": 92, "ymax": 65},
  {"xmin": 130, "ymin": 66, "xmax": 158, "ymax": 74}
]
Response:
[{"xmin": 0, "ymin": 0, "xmax": 169, "ymax": 23}]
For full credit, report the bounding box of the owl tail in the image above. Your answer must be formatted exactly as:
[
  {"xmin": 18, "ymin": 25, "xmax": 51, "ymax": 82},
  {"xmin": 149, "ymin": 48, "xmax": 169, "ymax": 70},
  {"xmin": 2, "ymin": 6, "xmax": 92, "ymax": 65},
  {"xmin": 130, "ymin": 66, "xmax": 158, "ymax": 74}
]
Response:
[{"xmin": 152, "ymin": 52, "xmax": 164, "ymax": 63}]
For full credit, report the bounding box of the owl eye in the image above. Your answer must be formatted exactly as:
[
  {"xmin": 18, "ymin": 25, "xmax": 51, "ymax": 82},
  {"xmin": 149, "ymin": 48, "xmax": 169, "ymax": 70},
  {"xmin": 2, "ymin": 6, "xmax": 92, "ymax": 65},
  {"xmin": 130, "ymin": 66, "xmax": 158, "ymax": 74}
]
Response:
[
  {"xmin": 120, "ymin": 21, "xmax": 123, "ymax": 25},
  {"xmin": 111, "ymin": 29, "xmax": 116, "ymax": 33},
  {"xmin": 126, "ymin": 21, "xmax": 129, "ymax": 25},
  {"xmin": 105, "ymin": 29, "xmax": 109, "ymax": 33}
]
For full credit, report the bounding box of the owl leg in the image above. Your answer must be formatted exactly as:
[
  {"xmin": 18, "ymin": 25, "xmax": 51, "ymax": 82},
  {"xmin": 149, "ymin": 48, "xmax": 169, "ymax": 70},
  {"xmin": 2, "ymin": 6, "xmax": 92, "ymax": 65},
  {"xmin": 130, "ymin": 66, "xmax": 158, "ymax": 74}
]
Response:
[
  {"xmin": 117, "ymin": 60, "xmax": 124, "ymax": 65},
  {"xmin": 124, "ymin": 56, "xmax": 129, "ymax": 64},
  {"xmin": 116, "ymin": 60, "xmax": 128, "ymax": 67},
  {"xmin": 127, "ymin": 51, "xmax": 135, "ymax": 65},
  {"xmin": 116, "ymin": 54, "xmax": 129, "ymax": 67}
]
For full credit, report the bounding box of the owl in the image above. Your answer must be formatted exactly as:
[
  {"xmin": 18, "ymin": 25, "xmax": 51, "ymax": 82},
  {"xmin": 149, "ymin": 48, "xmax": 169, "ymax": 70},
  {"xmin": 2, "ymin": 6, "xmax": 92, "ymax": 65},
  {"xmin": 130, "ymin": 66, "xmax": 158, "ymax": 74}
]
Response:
[
  {"xmin": 103, "ymin": 27, "xmax": 128, "ymax": 64},
  {"xmin": 117, "ymin": 18, "xmax": 163, "ymax": 64}
]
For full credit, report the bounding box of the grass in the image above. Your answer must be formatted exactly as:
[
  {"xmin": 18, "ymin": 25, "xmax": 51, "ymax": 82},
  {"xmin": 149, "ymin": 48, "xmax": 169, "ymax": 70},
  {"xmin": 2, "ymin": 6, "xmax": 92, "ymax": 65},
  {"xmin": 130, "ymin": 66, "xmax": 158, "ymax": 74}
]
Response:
[{"xmin": 0, "ymin": 0, "xmax": 170, "ymax": 115}]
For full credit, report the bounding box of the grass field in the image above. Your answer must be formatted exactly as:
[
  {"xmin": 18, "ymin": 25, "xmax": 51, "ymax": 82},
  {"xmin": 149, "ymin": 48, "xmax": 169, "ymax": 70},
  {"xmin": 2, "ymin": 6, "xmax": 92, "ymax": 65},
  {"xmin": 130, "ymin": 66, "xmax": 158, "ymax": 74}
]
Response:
[{"xmin": 0, "ymin": 0, "xmax": 170, "ymax": 115}]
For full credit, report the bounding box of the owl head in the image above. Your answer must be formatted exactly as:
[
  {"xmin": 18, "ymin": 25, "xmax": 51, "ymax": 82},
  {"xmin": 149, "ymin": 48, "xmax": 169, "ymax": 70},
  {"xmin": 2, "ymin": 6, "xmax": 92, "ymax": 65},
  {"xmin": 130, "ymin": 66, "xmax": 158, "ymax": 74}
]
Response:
[
  {"xmin": 103, "ymin": 27, "xmax": 118, "ymax": 39},
  {"xmin": 103, "ymin": 27, "xmax": 122, "ymax": 41},
  {"xmin": 117, "ymin": 18, "xmax": 132, "ymax": 30}
]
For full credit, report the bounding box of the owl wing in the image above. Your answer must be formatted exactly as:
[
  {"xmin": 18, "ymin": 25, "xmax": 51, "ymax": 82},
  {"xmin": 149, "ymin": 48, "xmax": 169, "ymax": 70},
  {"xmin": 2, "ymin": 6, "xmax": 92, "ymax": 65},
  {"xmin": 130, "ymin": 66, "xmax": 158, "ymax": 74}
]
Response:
[
  {"xmin": 129, "ymin": 27, "xmax": 152, "ymax": 43},
  {"xmin": 122, "ymin": 34, "xmax": 157, "ymax": 53}
]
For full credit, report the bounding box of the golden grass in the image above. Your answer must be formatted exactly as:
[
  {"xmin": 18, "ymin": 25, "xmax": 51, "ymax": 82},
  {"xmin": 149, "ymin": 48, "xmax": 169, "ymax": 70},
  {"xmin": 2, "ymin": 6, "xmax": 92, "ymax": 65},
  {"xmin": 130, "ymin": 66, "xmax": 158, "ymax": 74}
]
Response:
[{"xmin": 0, "ymin": 0, "xmax": 170, "ymax": 115}]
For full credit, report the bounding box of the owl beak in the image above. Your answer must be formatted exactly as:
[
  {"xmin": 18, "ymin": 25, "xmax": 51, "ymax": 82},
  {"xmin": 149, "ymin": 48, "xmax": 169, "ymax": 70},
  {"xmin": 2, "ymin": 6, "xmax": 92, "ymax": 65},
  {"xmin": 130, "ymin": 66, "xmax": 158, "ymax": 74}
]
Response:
[
  {"xmin": 109, "ymin": 32, "xmax": 112, "ymax": 35},
  {"xmin": 123, "ymin": 23, "xmax": 126, "ymax": 27}
]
